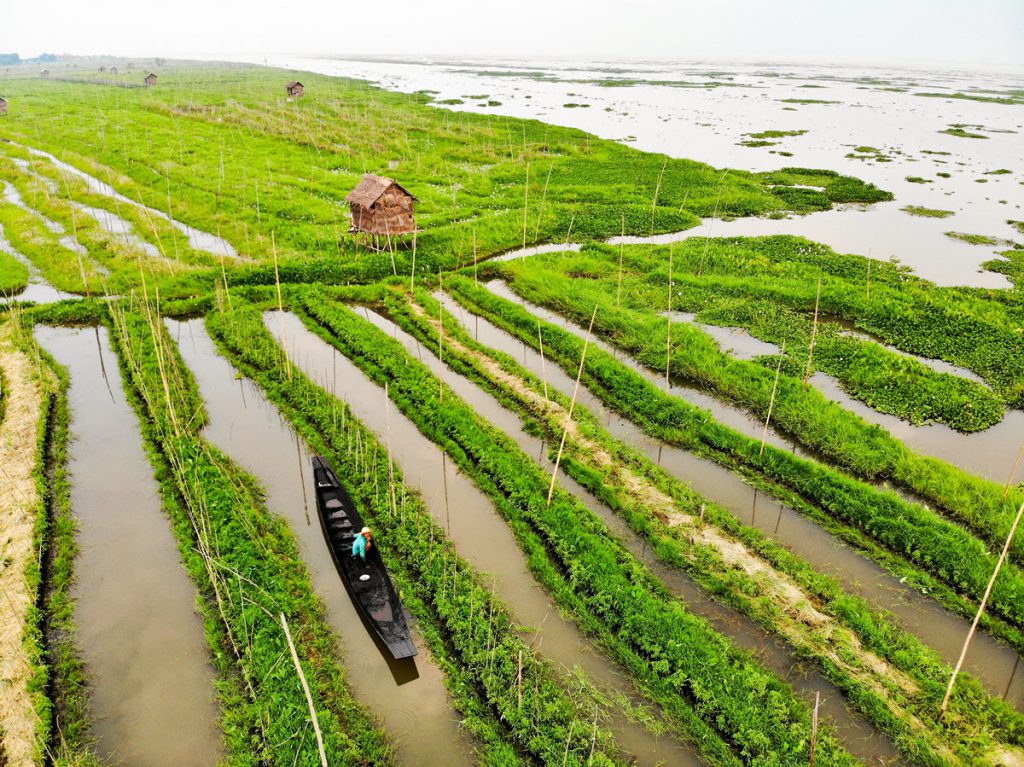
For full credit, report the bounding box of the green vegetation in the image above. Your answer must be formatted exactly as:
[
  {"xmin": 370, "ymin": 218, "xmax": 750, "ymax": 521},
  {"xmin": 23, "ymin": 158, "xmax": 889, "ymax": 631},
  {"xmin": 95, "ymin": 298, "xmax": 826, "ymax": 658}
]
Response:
[
  {"xmin": 379, "ymin": 283, "xmax": 1024, "ymax": 766},
  {"xmin": 985, "ymin": 168, "xmax": 1012, "ymax": 175},
  {"xmin": 0, "ymin": 247, "xmax": 29, "ymax": 295},
  {"xmin": 449, "ymin": 247, "xmax": 1024, "ymax": 616},
  {"xmin": 0, "ymin": 65, "xmax": 891, "ymax": 299},
  {"xmin": 12, "ymin": 61, "xmax": 1024, "ymax": 767},
  {"xmin": 206, "ymin": 297, "xmax": 628, "ymax": 767},
  {"xmin": 779, "ymin": 98, "xmax": 839, "ymax": 105},
  {"xmin": 940, "ymin": 124, "xmax": 988, "ymax": 139},
  {"xmin": 905, "ymin": 176, "xmax": 931, "ymax": 184},
  {"xmin": 945, "ymin": 231, "xmax": 1000, "ymax": 246},
  {"xmin": 915, "ymin": 91, "xmax": 1024, "ymax": 105},
  {"xmin": 901, "ymin": 205, "xmax": 954, "ymax": 218},
  {"xmin": 746, "ymin": 130, "xmax": 807, "ymax": 139},
  {"xmin": 23, "ymin": 298, "xmax": 397, "ymax": 766},
  {"xmin": 16, "ymin": 319, "xmax": 101, "ymax": 765},
  {"xmin": 562, "ymin": 102, "xmax": 590, "ymax": 108},
  {"xmin": 294, "ymin": 288, "xmax": 860, "ymax": 767}
]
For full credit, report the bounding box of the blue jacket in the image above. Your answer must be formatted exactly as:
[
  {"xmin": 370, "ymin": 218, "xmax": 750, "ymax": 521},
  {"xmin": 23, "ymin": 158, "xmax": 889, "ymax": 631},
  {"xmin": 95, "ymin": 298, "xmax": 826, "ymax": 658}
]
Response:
[{"xmin": 352, "ymin": 533, "xmax": 369, "ymax": 559}]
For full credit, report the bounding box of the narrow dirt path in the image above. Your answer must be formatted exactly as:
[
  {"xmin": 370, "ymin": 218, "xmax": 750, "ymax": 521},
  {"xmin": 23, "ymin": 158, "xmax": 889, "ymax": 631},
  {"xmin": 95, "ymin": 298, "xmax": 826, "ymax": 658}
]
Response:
[{"xmin": 0, "ymin": 322, "xmax": 44, "ymax": 767}]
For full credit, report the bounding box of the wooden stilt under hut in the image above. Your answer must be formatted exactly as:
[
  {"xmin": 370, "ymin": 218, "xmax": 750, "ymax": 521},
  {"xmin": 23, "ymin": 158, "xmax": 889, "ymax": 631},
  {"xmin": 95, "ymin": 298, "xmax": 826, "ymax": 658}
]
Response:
[{"xmin": 346, "ymin": 174, "xmax": 418, "ymax": 252}]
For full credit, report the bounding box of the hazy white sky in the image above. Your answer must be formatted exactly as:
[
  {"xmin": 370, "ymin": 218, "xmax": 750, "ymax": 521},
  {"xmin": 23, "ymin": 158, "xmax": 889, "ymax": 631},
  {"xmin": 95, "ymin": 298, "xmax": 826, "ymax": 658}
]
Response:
[{"xmin": 2, "ymin": 0, "xmax": 1022, "ymax": 70}]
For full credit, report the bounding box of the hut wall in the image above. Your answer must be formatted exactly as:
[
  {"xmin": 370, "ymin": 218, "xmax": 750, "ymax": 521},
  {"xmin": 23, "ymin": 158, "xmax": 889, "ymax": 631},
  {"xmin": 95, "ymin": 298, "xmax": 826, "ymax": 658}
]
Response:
[{"xmin": 350, "ymin": 187, "xmax": 415, "ymax": 235}]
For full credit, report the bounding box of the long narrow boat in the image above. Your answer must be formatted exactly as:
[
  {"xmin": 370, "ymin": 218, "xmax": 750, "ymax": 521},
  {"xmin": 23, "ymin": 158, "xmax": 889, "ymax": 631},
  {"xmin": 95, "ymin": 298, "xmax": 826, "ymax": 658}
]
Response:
[{"xmin": 311, "ymin": 456, "xmax": 417, "ymax": 660}]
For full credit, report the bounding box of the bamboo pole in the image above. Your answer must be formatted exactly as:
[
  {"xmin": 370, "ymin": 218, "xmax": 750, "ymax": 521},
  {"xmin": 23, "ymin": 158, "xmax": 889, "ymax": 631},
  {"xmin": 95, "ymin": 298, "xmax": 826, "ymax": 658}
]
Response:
[
  {"xmin": 522, "ymin": 162, "xmax": 529, "ymax": 248},
  {"xmin": 665, "ymin": 243, "xmax": 674, "ymax": 393},
  {"xmin": 616, "ymin": 214, "xmax": 625, "ymax": 307},
  {"xmin": 409, "ymin": 228, "xmax": 417, "ymax": 292},
  {"xmin": 760, "ymin": 341, "xmax": 786, "ymax": 456},
  {"xmin": 438, "ymin": 271, "xmax": 444, "ymax": 404},
  {"xmin": 516, "ymin": 649, "xmax": 523, "ymax": 708},
  {"xmin": 538, "ymin": 318, "xmax": 549, "ymax": 406},
  {"xmin": 803, "ymin": 274, "xmax": 822, "ymax": 387},
  {"xmin": 1003, "ymin": 444, "xmax": 1024, "ymax": 500},
  {"xmin": 941, "ymin": 495, "xmax": 1024, "ymax": 715},
  {"xmin": 280, "ymin": 613, "xmax": 328, "ymax": 767},
  {"xmin": 272, "ymin": 231, "xmax": 292, "ymax": 381},
  {"xmin": 810, "ymin": 691, "xmax": 820, "ymax": 767},
  {"xmin": 547, "ymin": 305, "xmax": 598, "ymax": 507}
]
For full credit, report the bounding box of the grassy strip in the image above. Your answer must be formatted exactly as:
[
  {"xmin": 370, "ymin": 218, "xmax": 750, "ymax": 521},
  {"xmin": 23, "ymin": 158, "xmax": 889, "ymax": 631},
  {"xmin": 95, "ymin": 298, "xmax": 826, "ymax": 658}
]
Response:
[
  {"xmin": 444, "ymin": 276, "xmax": 1024, "ymax": 647},
  {"xmin": 382, "ymin": 284, "xmax": 1024, "ymax": 766},
  {"xmin": 679, "ymin": 295, "xmax": 1003, "ymax": 433},
  {"xmin": 0, "ymin": 244, "xmax": 29, "ymax": 294},
  {"xmin": 69, "ymin": 298, "xmax": 395, "ymax": 767},
  {"xmin": 493, "ymin": 252, "xmax": 1024, "ymax": 567},
  {"xmin": 0, "ymin": 201, "xmax": 100, "ymax": 295},
  {"xmin": 206, "ymin": 297, "xmax": 633, "ymax": 767},
  {"xmin": 295, "ymin": 286, "xmax": 862, "ymax": 767},
  {"xmin": 901, "ymin": 206, "xmax": 954, "ymax": 219}
]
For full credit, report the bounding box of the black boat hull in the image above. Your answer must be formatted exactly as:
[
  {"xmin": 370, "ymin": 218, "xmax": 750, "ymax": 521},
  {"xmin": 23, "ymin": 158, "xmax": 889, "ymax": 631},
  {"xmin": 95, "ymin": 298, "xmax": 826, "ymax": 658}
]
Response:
[{"xmin": 311, "ymin": 456, "xmax": 417, "ymax": 660}]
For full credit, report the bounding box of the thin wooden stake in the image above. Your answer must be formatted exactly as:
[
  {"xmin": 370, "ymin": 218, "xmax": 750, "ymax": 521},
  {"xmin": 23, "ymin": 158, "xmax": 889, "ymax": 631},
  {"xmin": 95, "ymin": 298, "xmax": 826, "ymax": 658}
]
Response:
[
  {"xmin": 516, "ymin": 650, "xmax": 524, "ymax": 708},
  {"xmin": 547, "ymin": 305, "xmax": 598, "ymax": 506},
  {"xmin": 615, "ymin": 214, "xmax": 625, "ymax": 307},
  {"xmin": 522, "ymin": 162, "xmax": 529, "ymax": 248},
  {"xmin": 409, "ymin": 228, "xmax": 418, "ymax": 293},
  {"xmin": 941, "ymin": 496, "xmax": 1024, "ymax": 715},
  {"xmin": 1003, "ymin": 444, "xmax": 1024, "ymax": 501},
  {"xmin": 280, "ymin": 613, "xmax": 328, "ymax": 767},
  {"xmin": 760, "ymin": 341, "xmax": 786, "ymax": 456},
  {"xmin": 538, "ymin": 318, "xmax": 549, "ymax": 406},
  {"xmin": 810, "ymin": 691, "xmax": 820, "ymax": 767},
  {"xmin": 803, "ymin": 274, "xmax": 822, "ymax": 387},
  {"xmin": 665, "ymin": 243, "xmax": 674, "ymax": 393}
]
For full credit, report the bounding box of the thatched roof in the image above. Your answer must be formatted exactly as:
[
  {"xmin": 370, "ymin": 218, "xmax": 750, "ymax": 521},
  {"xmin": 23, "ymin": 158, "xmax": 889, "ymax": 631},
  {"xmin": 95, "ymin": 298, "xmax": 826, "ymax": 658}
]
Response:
[
  {"xmin": 345, "ymin": 174, "xmax": 417, "ymax": 207},
  {"xmin": 287, "ymin": 81, "xmax": 303, "ymax": 88},
  {"xmin": 145, "ymin": 72, "xmax": 157, "ymax": 79}
]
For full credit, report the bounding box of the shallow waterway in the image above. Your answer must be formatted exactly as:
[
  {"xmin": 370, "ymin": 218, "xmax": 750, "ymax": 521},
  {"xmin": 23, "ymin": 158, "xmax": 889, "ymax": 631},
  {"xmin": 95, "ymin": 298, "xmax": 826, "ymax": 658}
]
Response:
[
  {"xmin": 266, "ymin": 310, "xmax": 702, "ymax": 765},
  {"xmin": 168, "ymin": 317, "xmax": 477, "ymax": 767},
  {"xmin": 35, "ymin": 325, "xmax": 222, "ymax": 766}
]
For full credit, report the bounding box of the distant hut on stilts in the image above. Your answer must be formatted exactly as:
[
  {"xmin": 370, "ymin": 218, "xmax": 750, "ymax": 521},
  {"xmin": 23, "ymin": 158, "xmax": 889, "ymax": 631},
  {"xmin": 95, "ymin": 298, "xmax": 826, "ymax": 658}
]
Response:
[
  {"xmin": 39, "ymin": 69, "xmax": 50, "ymax": 79},
  {"xmin": 144, "ymin": 72, "xmax": 158, "ymax": 87},
  {"xmin": 110, "ymin": 66, "xmax": 118, "ymax": 75},
  {"xmin": 0, "ymin": 97, "xmax": 7, "ymax": 116},
  {"xmin": 285, "ymin": 81, "xmax": 304, "ymax": 98},
  {"xmin": 346, "ymin": 174, "xmax": 417, "ymax": 252}
]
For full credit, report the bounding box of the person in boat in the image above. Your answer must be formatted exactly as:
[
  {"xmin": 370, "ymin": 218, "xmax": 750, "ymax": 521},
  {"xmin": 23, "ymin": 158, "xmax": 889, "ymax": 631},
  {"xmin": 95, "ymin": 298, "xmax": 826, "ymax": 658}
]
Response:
[{"xmin": 352, "ymin": 526, "xmax": 373, "ymax": 562}]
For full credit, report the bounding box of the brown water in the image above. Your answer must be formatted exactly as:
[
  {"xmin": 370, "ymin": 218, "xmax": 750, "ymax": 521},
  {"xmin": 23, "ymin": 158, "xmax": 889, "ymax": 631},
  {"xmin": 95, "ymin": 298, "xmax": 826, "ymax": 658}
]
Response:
[
  {"xmin": 34, "ymin": 325, "xmax": 222, "ymax": 766},
  {"xmin": 264, "ymin": 310, "xmax": 703, "ymax": 767},
  {"xmin": 437, "ymin": 290, "xmax": 1024, "ymax": 712},
  {"xmin": 357, "ymin": 304, "xmax": 901, "ymax": 765},
  {"xmin": 167, "ymin": 317, "xmax": 477, "ymax": 767}
]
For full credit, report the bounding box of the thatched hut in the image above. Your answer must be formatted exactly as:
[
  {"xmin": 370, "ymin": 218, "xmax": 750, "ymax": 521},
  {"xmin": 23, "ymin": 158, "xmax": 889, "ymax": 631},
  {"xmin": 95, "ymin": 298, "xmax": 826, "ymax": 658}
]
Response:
[
  {"xmin": 286, "ymin": 81, "xmax": 304, "ymax": 98},
  {"xmin": 98, "ymin": 66, "xmax": 106, "ymax": 72},
  {"xmin": 109, "ymin": 66, "xmax": 118, "ymax": 75},
  {"xmin": 144, "ymin": 72, "xmax": 158, "ymax": 87},
  {"xmin": 0, "ymin": 98, "xmax": 7, "ymax": 116},
  {"xmin": 346, "ymin": 174, "xmax": 417, "ymax": 250},
  {"xmin": 39, "ymin": 69, "xmax": 50, "ymax": 79}
]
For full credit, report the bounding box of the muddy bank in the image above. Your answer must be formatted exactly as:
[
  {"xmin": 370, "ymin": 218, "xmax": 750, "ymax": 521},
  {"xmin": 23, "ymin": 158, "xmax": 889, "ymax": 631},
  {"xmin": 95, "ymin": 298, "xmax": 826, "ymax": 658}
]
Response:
[
  {"xmin": 168, "ymin": 317, "xmax": 477, "ymax": 767},
  {"xmin": 34, "ymin": 325, "xmax": 222, "ymax": 767}
]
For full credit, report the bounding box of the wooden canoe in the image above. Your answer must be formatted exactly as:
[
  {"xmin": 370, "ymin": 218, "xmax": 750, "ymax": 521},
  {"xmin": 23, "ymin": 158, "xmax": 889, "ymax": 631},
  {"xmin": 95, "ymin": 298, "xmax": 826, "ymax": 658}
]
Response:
[{"xmin": 311, "ymin": 456, "xmax": 417, "ymax": 660}]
